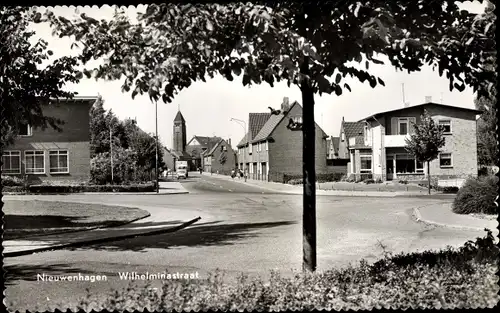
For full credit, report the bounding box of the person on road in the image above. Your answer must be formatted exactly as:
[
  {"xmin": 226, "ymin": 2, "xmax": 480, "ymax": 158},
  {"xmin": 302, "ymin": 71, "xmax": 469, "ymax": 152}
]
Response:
[
  {"xmin": 199, "ymin": 167, "xmax": 202, "ymax": 174},
  {"xmin": 231, "ymin": 169, "xmax": 235, "ymax": 179}
]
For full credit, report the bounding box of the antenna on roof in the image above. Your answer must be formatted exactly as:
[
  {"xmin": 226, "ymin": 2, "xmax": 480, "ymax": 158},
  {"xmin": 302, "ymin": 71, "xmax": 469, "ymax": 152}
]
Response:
[
  {"xmin": 440, "ymin": 92, "xmax": 443, "ymax": 104},
  {"xmin": 402, "ymin": 83, "xmax": 409, "ymax": 108}
]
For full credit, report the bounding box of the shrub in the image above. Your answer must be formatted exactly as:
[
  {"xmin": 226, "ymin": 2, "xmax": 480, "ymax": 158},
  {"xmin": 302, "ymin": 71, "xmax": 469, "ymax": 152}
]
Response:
[
  {"xmin": 452, "ymin": 175, "xmax": 498, "ymax": 215},
  {"xmin": 26, "ymin": 183, "xmax": 156, "ymax": 194},
  {"xmin": 2, "ymin": 186, "xmax": 26, "ymax": 193},
  {"xmin": 70, "ymin": 230, "xmax": 498, "ymax": 311},
  {"xmin": 363, "ymin": 179, "xmax": 375, "ymax": 184},
  {"xmin": 1, "ymin": 175, "xmax": 24, "ymax": 186},
  {"xmin": 283, "ymin": 173, "xmax": 343, "ymax": 185},
  {"xmin": 398, "ymin": 179, "xmax": 408, "ymax": 185}
]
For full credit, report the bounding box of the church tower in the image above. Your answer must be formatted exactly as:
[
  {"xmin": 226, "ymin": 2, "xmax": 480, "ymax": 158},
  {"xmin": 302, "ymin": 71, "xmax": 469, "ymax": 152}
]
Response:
[{"xmin": 173, "ymin": 111, "xmax": 187, "ymax": 152}]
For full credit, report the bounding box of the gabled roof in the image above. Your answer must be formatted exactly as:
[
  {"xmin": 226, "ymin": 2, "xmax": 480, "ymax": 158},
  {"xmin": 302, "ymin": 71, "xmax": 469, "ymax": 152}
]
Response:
[
  {"xmin": 342, "ymin": 121, "xmax": 365, "ymax": 140},
  {"xmin": 236, "ymin": 113, "xmax": 272, "ymax": 148},
  {"xmin": 252, "ymin": 101, "xmax": 328, "ymax": 143},
  {"xmin": 359, "ymin": 102, "xmax": 482, "ymax": 122},
  {"xmin": 174, "ymin": 111, "xmax": 186, "ymax": 123},
  {"xmin": 188, "ymin": 136, "xmax": 221, "ymax": 147},
  {"xmin": 170, "ymin": 150, "xmax": 192, "ymax": 160},
  {"xmin": 206, "ymin": 139, "xmax": 225, "ymax": 156},
  {"xmin": 249, "ymin": 113, "xmax": 271, "ymax": 140},
  {"xmin": 331, "ymin": 136, "xmax": 340, "ymax": 152},
  {"xmin": 237, "ymin": 131, "xmax": 251, "ymax": 148}
]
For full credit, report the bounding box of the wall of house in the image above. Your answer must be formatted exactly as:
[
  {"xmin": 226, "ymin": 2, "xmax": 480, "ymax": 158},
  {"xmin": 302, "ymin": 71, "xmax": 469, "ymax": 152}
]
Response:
[
  {"xmin": 4, "ymin": 101, "xmax": 92, "ymax": 184},
  {"xmin": 268, "ymin": 104, "xmax": 327, "ymax": 181},
  {"xmin": 337, "ymin": 127, "xmax": 349, "ymax": 159},
  {"xmin": 426, "ymin": 105, "xmax": 478, "ymax": 179},
  {"xmin": 209, "ymin": 141, "xmax": 237, "ymax": 175},
  {"xmin": 248, "ymin": 142, "xmax": 269, "ymax": 180},
  {"xmin": 383, "ymin": 106, "xmax": 424, "ymax": 135},
  {"xmin": 163, "ymin": 151, "xmax": 175, "ymax": 171}
]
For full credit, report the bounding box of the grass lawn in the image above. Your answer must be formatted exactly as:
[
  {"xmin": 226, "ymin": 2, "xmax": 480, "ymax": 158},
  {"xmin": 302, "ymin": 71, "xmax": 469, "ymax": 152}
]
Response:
[
  {"xmin": 317, "ymin": 181, "xmax": 427, "ymax": 192},
  {"xmin": 3, "ymin": 200, "xmax": 150, "ymax": 240}
]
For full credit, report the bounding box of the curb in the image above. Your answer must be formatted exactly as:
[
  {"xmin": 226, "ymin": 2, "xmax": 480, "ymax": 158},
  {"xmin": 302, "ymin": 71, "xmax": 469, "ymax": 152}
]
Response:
[
  {"xmin": 412, "ymin": 206, "xmax": 491, "ymax": 232},
  {"xmin": 5, "ymin": 211, "xmax": 152, "ymax": 241},
  {"xmin": 4, "ymin": 216, "xmax": 202, "ymax": 258},
  {"xmin": 3, "ymin": 191, "xmax": 189, "ymax": 196}
]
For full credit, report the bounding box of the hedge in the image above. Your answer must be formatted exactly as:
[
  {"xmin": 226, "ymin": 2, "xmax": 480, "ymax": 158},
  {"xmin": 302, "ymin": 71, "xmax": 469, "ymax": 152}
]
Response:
[
  {"xmin": 4, "ymin": 183, "xmax": 157, "ymax": 194},
  {"xmin": 284, "ymin": 173, "xmax": 344, "ymax": 185},
  {"xmin": 71, "ymin": 230, "xmax": 498, "ymax": 311},
  {"xmin": 1, "ymin": 175, "xmax": 24, "ymax": 187},
  {"xmin": 452, "ymin": 175, "xmax": 498, "ymax": 215}
]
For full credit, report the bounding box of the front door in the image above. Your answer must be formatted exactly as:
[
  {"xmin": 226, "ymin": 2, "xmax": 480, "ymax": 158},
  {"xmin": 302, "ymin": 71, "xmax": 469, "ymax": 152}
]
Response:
[{"xmin": 386, "ymin": 159, "xmax": 394, "ymax": 181}]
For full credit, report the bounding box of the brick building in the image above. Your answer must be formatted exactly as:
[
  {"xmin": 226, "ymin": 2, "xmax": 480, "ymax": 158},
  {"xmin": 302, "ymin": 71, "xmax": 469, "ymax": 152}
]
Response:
[
  {"xmin": 203, "ymin": 138, "xmax": 237, "ymax": 174},
  {"xmin": 348, "ymin": 101, "xmax": 481, "ymax": 183},
  {"xmin": 1, "ymin": 96, "xmax": 97, "ymax": 184},
  {"xmin": 236, "ymin": 97, "xmax": 328, "ymax": 182}
]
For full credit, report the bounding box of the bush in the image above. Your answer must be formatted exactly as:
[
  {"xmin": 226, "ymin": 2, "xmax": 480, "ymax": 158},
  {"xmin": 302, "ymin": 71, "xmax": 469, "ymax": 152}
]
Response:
[
  {"xmin": 2, "ymin": 186, "xmax": 26, "ymax": 193},
  {"xmin": 398, "ymin": 179, "xmax": 408, "ymax": 185},
  {"xmin": 452, "ymin": 175, "xmax": 498, "ymax": 215},
  {"xmin": 283, "ymin": 173, "xmax": 343, "ymax": 185},
  {"xmin": 72, "ymin": 230, "xmax": 498, "ymax": 311},
  {"xmin": 363, "ymin": 179, "xmax": 375, "ymax": 184},
  {"xmin": 1, "ymin": 175, "xmax": 24, "ymax": 186},
  {"xmin": 26, "ymin": 183, "xmax": 156, "ymax": 194}
]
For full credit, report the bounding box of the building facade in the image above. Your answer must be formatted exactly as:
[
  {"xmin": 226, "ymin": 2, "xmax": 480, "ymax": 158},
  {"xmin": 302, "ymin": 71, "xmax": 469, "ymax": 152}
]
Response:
[
  {"xmin": 2, "ymin": 97, "xmax": 97, "ymax": 184},
  {"xmin": 347, "ymin": 102, "xmax": 481, "ymax": 182},
  {"xmin": 203, "ymin": 139, "xmax": 236, "ymax": 174},
  {"xmin": 237, "ymin": 97, "xmax": 329, "ymax": 182}
]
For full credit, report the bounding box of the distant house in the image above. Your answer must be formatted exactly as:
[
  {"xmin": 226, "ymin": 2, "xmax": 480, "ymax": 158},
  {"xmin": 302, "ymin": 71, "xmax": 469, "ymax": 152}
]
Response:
[
  {"xmin": 326, "ymin": 136, "xmax": 340, "ymax": 159},
  {"xmin": 1, "ymin": 96, "xmax": 97, "ymax": 184},
  {"xmin": 187, "ymin": 135, "xmax": 222, "ymax": 170},
  {"xmin": 349, "ymin": 102, "xmax": 481, "ymax": 183},
  {"xmin": 326, "ymin": 136, "xmax": 348, "ymax": 174},
  {"xmin": 237, "ymin": 97, "xmax": 328, "ymax": 182},
  {"xmin": 203, "ymin": 139, "xmax": 236, "ymax": 174},
  {"xmin": 337, "ymin": 117, "xmax": 365, "ymax": 160},
  {"xmin": 162, "ymin": 147, "xmax": 176, "ymax": 171}
]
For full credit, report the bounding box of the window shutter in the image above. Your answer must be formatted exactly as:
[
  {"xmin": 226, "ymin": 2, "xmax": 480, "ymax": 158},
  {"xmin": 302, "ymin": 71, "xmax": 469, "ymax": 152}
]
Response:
[
  {"xmin": 391, "ymin": 117, "xmax": 398, "ymax": 135},
  {"xmin": 409, "ymin": 117, "xmax": 417, "ymax": 134}
]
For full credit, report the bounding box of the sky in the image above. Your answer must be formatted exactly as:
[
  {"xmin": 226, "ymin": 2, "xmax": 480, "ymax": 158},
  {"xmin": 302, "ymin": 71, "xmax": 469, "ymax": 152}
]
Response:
[{"xmin": 32, "ymin": 2, "xmax": 486, "ymax": 149}]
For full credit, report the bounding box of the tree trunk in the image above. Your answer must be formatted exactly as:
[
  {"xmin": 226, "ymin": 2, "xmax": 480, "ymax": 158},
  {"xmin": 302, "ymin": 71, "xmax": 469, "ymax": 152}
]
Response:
[
  {"xmin": 300, "ymin": 56, "xmax": 317, "ymax": 272},
  {"xmin": 427, "ymin": 161, "xmax": 431, "ymax": 195}
]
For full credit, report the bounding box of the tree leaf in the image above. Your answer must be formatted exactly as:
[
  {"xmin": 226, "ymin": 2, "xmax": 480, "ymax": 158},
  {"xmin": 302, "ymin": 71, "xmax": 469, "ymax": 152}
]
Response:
[
  {"xmin": 335, "ymin": 73, "xmax": 341, "ymax": 84},
  {"xmin": 206, "ymin": 20, "xmax": 214, "ymax": 31},
  {"xmin": 377, "ymin": 77, "xmax": 385, "ymax": 86},
  {"xmin": 344, "ymin": 83, "xmax": 351, "ymax": 92},
  {"xmin": 334, "ymin": 84, "xmax": 342, "ymax": 96}
]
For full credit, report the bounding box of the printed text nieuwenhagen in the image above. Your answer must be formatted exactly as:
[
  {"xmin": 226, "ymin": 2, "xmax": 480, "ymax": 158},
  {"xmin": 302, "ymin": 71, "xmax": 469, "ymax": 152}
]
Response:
[{"xmin": 37, "ymin": 272, "xmax": 200, "ymax": 282}]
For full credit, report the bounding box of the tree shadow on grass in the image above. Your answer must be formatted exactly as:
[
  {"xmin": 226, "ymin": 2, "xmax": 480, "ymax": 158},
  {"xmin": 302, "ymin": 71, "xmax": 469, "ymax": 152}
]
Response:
[{"xmin": 75, "ymin": 220, "xmax": 297, "ymax": 253}]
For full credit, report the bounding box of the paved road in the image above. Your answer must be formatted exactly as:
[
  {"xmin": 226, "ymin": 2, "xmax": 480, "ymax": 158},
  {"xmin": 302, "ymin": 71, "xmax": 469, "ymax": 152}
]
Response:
[{"xmin": 3, "ymin": 173, "xmax": 487, "ymax": 311}]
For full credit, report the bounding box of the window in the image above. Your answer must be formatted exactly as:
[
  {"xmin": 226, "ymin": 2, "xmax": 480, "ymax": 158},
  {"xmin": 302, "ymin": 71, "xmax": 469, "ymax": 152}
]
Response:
[
  {"xmin": 398, "ymin": 118, "xmax": 409, "ymax": 135},
  {"xmin": 25, "ymin": 151, "xmax": 45, "ymax": 174},
  {"xmin": 439, "ymin": 120, "xmax": 452, "ymax": 134},
  {"xmin": 2, "ymin": 151, "xmax": 21, "ymax": 174},
  {"xmin": 19, "ymin": 124, "xmax": 33, "ymax": 136},
  {"xmin": 360, "ymin": 155, "xmax": 372, "ymax": 173},
  {"xmin": 416, "ymin": 160, "xmax": 424, "ymax": 173},
  {"xmin": 265, "ymin": 141, "xmax": 268, "ymax": 151},
  {"xmin": 249, "ymin": 143, "xmax": 252, "ymax": 154},
  {"xmin": 292, "ymin": 116, "xmax": 302, "ymax": 124},
  {"xmin": 439, "ymin": 153, "xmax": 452, "ymax": 167},
  {"xmin": 341, "ymin": 132, "xmax": 345, "ymax": 141}
]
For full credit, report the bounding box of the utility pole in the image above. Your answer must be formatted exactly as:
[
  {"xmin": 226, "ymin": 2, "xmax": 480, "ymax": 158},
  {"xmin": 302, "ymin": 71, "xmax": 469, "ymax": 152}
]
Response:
[
  {"xmin": 110, "ymin": 126, "xmax": 114, "ymax": 184},
  {"xmin": 155, "ymin": 100, "xmax": 159, "ymax": 194}
]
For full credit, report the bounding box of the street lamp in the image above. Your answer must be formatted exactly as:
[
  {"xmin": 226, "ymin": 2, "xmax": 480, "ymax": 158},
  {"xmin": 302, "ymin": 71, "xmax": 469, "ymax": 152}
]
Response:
[{"xmin": 230, "ymin": 117, "xmax": 247, "ymax": 179}]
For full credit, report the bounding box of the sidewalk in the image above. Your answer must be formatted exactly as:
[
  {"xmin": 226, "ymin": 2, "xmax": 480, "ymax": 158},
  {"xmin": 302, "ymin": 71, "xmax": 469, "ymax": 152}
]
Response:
[
  {"xmin": 3, "ymin": 203, "xmax": 210, "ymax": 257},
  {"xmin": 413, "ymin": 202, "xmax": 498, "ymax": 232},
  {"xmin": 205, "ymin": 173, "xmax": 432, "ymax": 197}
]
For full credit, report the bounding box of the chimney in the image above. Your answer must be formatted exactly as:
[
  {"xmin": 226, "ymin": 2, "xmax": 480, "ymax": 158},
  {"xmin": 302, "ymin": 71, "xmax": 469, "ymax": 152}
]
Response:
[
  {"xmin": 425, "ymin": 96, "xmax": 432, "ymax": 103},
  {"xmin": 281, "ymin": 96, "xmax": 290, "ymax": 112},
  {"xmin": 228, "ymin": 138, "xmax": 231, "ymax": 147}
]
